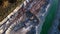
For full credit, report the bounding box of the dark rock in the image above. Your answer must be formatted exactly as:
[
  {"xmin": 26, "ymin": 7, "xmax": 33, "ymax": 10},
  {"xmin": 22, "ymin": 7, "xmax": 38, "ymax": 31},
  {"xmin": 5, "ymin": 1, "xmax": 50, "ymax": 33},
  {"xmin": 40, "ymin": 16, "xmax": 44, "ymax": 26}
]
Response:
[
  {"xmin": 26, "ymin": 10, "xmax": 33, "ymax": 18},
  {"xmin": 0, "ymin": 0, "xmax": 3, "ymax": 5},
  {"xmin": 8, "ymin": 0, "xmax": 17, "ymax": 3}
]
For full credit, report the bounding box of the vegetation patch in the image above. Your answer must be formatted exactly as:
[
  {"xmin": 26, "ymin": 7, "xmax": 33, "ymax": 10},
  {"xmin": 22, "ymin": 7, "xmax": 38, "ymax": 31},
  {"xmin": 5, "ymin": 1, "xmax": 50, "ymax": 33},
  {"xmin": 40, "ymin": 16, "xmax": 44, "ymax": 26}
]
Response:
[{"xmin": 0, "ymin": 0, "xmax": 24, "ymax": 22}]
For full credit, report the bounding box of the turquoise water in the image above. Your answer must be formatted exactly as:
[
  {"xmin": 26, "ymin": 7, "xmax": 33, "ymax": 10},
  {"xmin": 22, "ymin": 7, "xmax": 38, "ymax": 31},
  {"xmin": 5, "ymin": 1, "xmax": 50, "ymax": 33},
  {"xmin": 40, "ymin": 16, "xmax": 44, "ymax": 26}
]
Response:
[{"xmin": 40, "ymin": 0, "xmax": 58, "ymax": 34}]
